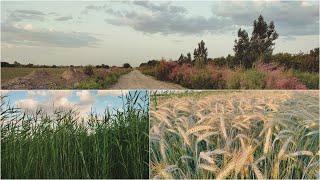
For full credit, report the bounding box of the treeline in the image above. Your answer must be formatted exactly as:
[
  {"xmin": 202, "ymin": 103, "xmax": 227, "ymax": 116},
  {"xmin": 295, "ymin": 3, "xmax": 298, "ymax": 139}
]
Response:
[
  {"xmin": 139, "ymin": 15, "xmax": 319, "ymax": 89},
  {"xmin": 1, "ymin": 61, "xmax": 133, "ymax": 69},
  {"xmin": 140, "ymin": 15, "xmax": 319, "ymax": 73}
]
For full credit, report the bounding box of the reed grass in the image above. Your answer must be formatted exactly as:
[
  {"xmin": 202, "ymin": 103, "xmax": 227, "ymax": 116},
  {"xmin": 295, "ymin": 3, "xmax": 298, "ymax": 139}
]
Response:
[{"xmin": 1, "ymin": 91, "xmax": 149, "ymax": 179}]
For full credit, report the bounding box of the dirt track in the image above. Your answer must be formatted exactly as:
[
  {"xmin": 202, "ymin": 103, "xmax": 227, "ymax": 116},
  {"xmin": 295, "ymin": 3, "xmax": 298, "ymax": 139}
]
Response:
[{"xmin": 109, "ymin": 70, "xmax": 185, "ymax": 89}]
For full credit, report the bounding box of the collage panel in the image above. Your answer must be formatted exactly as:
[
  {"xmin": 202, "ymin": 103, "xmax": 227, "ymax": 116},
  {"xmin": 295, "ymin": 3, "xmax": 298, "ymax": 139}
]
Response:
[
  {"xmin": 0, "ymin": 90, "xmax": 149, "ymax": 179},
  {"xmin": 1, "ymin": 1, "xmax": 318, "ymax": 90},
  {"xmin": 150, "ymin": 90, "xmax": 319, "ymax": 179}
]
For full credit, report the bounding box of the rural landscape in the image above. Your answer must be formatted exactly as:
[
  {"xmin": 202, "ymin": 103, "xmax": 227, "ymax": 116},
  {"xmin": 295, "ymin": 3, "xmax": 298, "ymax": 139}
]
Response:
[
  {"xmin": 2, "ymin": 15, "xmax": 318, "ymax": 89},
  {"xmin": 1, "ymin": 90, "xmax": 149, "ymax": 179},
  {"xmin": 150, "ymin": 90, "xmax": 319, "ymax": 179}
]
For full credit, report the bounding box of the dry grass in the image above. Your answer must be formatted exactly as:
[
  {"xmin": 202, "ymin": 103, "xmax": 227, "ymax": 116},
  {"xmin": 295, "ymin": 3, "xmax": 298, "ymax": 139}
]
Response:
[
  {"xmin": 1, "ymin": 67, "xmax": 66, "ymax": 83},
  {"xmin": 150, "ymin": 90, "xmax": 319, "ymax": 179}
]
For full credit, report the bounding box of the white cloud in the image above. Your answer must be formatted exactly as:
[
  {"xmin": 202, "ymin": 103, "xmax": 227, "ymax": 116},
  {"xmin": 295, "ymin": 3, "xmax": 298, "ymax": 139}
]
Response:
[
  {"xmin": 16, "ymin": 98, "xmax": 39, "ymax": 110},
  {"xmin": 27, "ymin": 90, "xmax": 48, "ymax": 97},
  {"xmin": 76, "ymin": 90, "xmax": 94, "ymax": 104},
  {"xmin": 1, "ymin": 23, "xmax": 101, "ymax": 48}
]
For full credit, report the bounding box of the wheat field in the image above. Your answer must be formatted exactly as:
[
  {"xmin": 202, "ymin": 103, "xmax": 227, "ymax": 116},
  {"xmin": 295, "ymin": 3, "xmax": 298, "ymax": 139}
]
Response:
[{"xmin": 150, "ymin": 90, "xmax": 319, "ymax": 179}]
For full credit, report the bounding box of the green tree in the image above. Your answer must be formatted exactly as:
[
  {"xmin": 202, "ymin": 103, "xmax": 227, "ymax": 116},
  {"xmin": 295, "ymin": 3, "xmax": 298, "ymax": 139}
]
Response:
[
  {"xmin": 123, "ymin": 63, "xmax": 132, "ymax": 68},
  {"xmin": 187, "ymin": 52, "xmax": 192, "ymax": 63},
  {"xmin": 234, "ymin": 28, "xmax": 252, "ymax": 68},
  {"xmin": 234, "ymin": 15, "xmax": 278, "ymax": 68},
  {"xmin": 250, "ymin": 15, "xmax": 278, "ymax": 63},
  {"xmin": 193, "ymin": 40, "xmax": 208, "ymax": 67}
]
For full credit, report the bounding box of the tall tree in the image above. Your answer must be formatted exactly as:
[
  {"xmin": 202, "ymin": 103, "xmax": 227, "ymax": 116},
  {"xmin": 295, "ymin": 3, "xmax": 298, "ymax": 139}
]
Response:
[
  {"xmin": 233, "ymin": 28, "xmax": 252, "ymax": 68},
  {"xmin": 234, "ymin": 15, "xmax": 278, "ymax": 68},
  {"xmin": 187, "ymin": 52, "xmax": 192, "ymax": 63},
  {"xmin": 250, "ymin": 15, "xmax": 278, "ymax": 63},
  {"xmin": 193, "ymin": 40, "xmax": 208, "ymax": 65},
  {"xmin": 178, "ymin": 53, "xmax": 186, "ymax": 65}
]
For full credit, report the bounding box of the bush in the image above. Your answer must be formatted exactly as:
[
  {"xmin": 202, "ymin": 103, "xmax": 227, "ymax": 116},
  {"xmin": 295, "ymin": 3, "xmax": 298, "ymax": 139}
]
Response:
[
  {"xmin": 154, "ymin": 61, "xmax": 177, "ymax": 81},
  {"xmin": 226, "ymin": 70, "xmax": 265, "ymax": 89},
  {"xmin": 189, "ymin": 69, "xmax": 213, "ymax": 89},
  {"xmin": 292, "ymin": 71, "xmax": 319, "ymax": 89},
  {"xmin": 226, "ymin": 71, "xmax": 242, "ymax": 89},
  {"xmin": 84, "ymin": 65, "xmax": 94, "ymax": 76},
  {"xmin": 240, "ymin": 69, "xmax": 266, "ymax": 89},
  {"xmin": 123, "ymin": 63, "xmax": 132, "ymax": 68}
]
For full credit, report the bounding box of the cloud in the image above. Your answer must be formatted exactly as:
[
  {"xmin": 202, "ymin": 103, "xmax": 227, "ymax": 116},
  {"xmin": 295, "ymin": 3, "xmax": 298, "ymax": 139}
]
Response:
[
  {"xmin": 101, "ymin": 1, "xmax": 318, "ymax": 36},
  {"xmin": 6, "ymin": 9, "xmax": 46, "ymax": 22},
  {"xmin": 213, "ymin": 1, "xmax": 319, "ymax": 36},
  {"xmin": 14, "ymin": 90, "xmax": 93, "ymax": 117},
  {"xmin": 104, "ymin": 1, "xmax": 231, "ymax": 35},
  {"xmin": 97, "ymin": 90, "xmax": 129, "ymax": 96},
  {"xmin": 76, "ymin": 90, "xmax": 94, "ymax": 104},
  {"xmin": 27, "ymin": 90, "xmax": 48, "ymax": 97},
  {"xmin": 55, "ymin": 16, "xmax": 73, "ymax": 21},
  {"xmin": 16, "ymin": 98, "xmax": 39, "ymax": 110},
  {"xmin": 1, "ymin": 23, "xmax": 101, "ymax": 48}
]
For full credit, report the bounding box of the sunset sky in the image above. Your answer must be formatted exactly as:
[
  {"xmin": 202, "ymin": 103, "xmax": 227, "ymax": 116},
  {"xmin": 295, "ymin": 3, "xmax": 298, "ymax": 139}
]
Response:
[{"xmin": 1, "ymin": 0, "xmax": 319, "ymax": 67}]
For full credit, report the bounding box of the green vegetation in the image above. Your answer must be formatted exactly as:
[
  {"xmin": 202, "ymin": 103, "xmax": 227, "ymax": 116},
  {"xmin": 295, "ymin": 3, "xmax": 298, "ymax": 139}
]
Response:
[
  {"xmin": 150, "ymin": 91, "xmax": 319, "ymax": 179},
  {"xmin": 140, "ymin": 15, "xmax": 318, "ymax": 89},
  {"xmin": 74, "ymin": 68, "xmax": 131, "ymax": 89},
  {"xmin": 1, "ymin": 91, "xmax": 149, "ymax": 179}
]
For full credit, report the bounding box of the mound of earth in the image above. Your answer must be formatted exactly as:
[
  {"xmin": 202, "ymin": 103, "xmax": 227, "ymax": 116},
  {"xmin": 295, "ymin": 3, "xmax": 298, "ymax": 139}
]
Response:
[
  {"xmin": 1, "ymin": 68, "xmax": 89, "ymax": 89},
  {"xmin": 61, "ymin": 68, "xmax": 88, "ymax": 84},
  {"xmin": 1, "ymin": 70, "xmax": 62, "ymax": 89}
]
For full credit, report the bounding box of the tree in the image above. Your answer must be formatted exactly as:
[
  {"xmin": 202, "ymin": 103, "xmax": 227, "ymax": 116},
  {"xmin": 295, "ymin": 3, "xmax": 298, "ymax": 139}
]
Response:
[
  {"xmin": 250, "ymin": 15, "xmax": 278, "ymax": 63},
  {"xmin": 187, "ymin": 52, "xmax": 192, "ymax": 63},
  {"xmin": 234, "ymin": 15, "xmax": 278, "ymax": 68},
  {"xmin": 193, "ymin": 40, "xmax": 208, "ymax": 67},
  {"xmin": 123, "ymin": 63, "xmax": 132, "ymax": 68},
  {"xmin": 178, "ymin": 54, "xmax": 185, "ymax": 65},
  {"xmin": 234, "ymin": 28, "xmax": 252, "ymax": 68},
  {"xmin": 13, "ymin": 61, "xmax": 21, "ymax": 67}
]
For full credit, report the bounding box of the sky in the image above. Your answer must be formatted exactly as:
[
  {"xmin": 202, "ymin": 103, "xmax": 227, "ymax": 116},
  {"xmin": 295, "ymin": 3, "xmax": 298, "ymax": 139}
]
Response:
[
  {"xmin": 1, "ymin": 90, "xmax": 148, "ymax": 117},
  {"xmin": 1, "ymin": 0, "xmax": 319, "ymax": 67}
]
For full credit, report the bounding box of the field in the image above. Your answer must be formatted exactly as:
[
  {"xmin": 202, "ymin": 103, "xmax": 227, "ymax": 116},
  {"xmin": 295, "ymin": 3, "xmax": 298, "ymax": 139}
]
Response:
[
  {"xmin": 150, "ymin": 90, "xmax": 319, "ymax": 179},
  {"xmin": 1, "ymin": 67, "xmax": 67, "ymax": 83},
  {"xmin": 1, "ymin": 91, "xmax": 149, "ymax": 179},
  {"xmin": 1, "ymin": 67, "xmax": 131, "ymax": 89}
]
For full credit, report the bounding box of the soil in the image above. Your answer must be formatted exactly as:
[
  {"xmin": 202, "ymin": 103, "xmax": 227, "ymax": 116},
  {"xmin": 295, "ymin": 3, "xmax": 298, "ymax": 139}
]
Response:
[
  {"xmin": 109, "ymin": 70, "xmax": 185, "ymax": 89},
  {"xmin": 1, "ymin": 68, "xmax": 88, "ymax": 89}
]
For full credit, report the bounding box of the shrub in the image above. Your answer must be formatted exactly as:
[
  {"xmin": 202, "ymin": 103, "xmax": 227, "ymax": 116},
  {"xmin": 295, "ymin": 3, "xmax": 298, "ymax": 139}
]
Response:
[
  {"xmin": 154, "ymin": 61, "xmax": 177, "ymax": 81},
  {"xmin": 274, "ymin": 77, "xmax": 307, "ymax": 89},
  {"xmin": 240, "ymin": 69, "xmax": 266, "ymax": 89},
  {"xmin": 292, "ymin": 71, "xmax": 319, "ymax": 89},
  {"xmin": 189, "ymin": 69, "xmax": 213, "ymax": 89},
  {"xmin": 84, "ymin": 65, "xmax": 94, "ymax": 76},
  {"xmin": 123, "ymin": 63, "xmax": 132, "ymax": 68},
  {"xmin": 226, "ymin": 71, "xmax": 242, "ymax": 89}
]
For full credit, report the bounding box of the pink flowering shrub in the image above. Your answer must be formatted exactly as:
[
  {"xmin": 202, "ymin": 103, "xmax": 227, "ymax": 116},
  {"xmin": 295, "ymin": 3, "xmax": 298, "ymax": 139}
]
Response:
[{"xmin": 140, "ymin": 60, "xmax": 310, "ymax": 89}]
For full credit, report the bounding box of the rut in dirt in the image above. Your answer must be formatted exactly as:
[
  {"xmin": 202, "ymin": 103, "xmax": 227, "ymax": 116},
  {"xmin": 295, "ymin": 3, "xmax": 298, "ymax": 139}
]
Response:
[{"xmin": 109, "ymin": 70, "xmax": 185, "ymax": 89}]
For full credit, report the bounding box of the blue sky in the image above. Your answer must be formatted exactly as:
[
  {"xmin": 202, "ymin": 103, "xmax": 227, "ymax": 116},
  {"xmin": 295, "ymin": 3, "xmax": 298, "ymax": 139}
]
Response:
[
  {"xmin": 1, "ymin": 90, "xmax": 148, "ymax": 117},
  {"xmin": 1, "ymin": 0, "xmax": 319, "ymax": 67}
]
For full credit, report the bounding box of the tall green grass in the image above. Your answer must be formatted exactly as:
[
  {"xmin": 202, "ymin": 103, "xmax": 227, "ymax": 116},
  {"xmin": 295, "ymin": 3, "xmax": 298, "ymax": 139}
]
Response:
[{"xmin": 1, "ymin": 91, "xmax": 149, "ymax": 179}]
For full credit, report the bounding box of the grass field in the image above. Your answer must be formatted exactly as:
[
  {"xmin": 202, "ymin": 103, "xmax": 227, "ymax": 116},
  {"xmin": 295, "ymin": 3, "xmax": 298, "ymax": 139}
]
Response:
[
  {"xmin": 1, "ymin": 67, "xmax": 67, "ymax": 83},
  {"xmin": 150, "ymin": 90, "xmax": 319, "ymax": 179},
  {"xmin": 1, "ymin": 91, "xmax": 149, "ymax": 179}
]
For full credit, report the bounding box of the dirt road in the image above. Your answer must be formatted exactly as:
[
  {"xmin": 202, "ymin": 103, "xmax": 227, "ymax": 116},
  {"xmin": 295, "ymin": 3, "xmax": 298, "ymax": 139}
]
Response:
[{"xmin": 109, "ymin": 70, "xmax": 185, "ymax": 89}]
